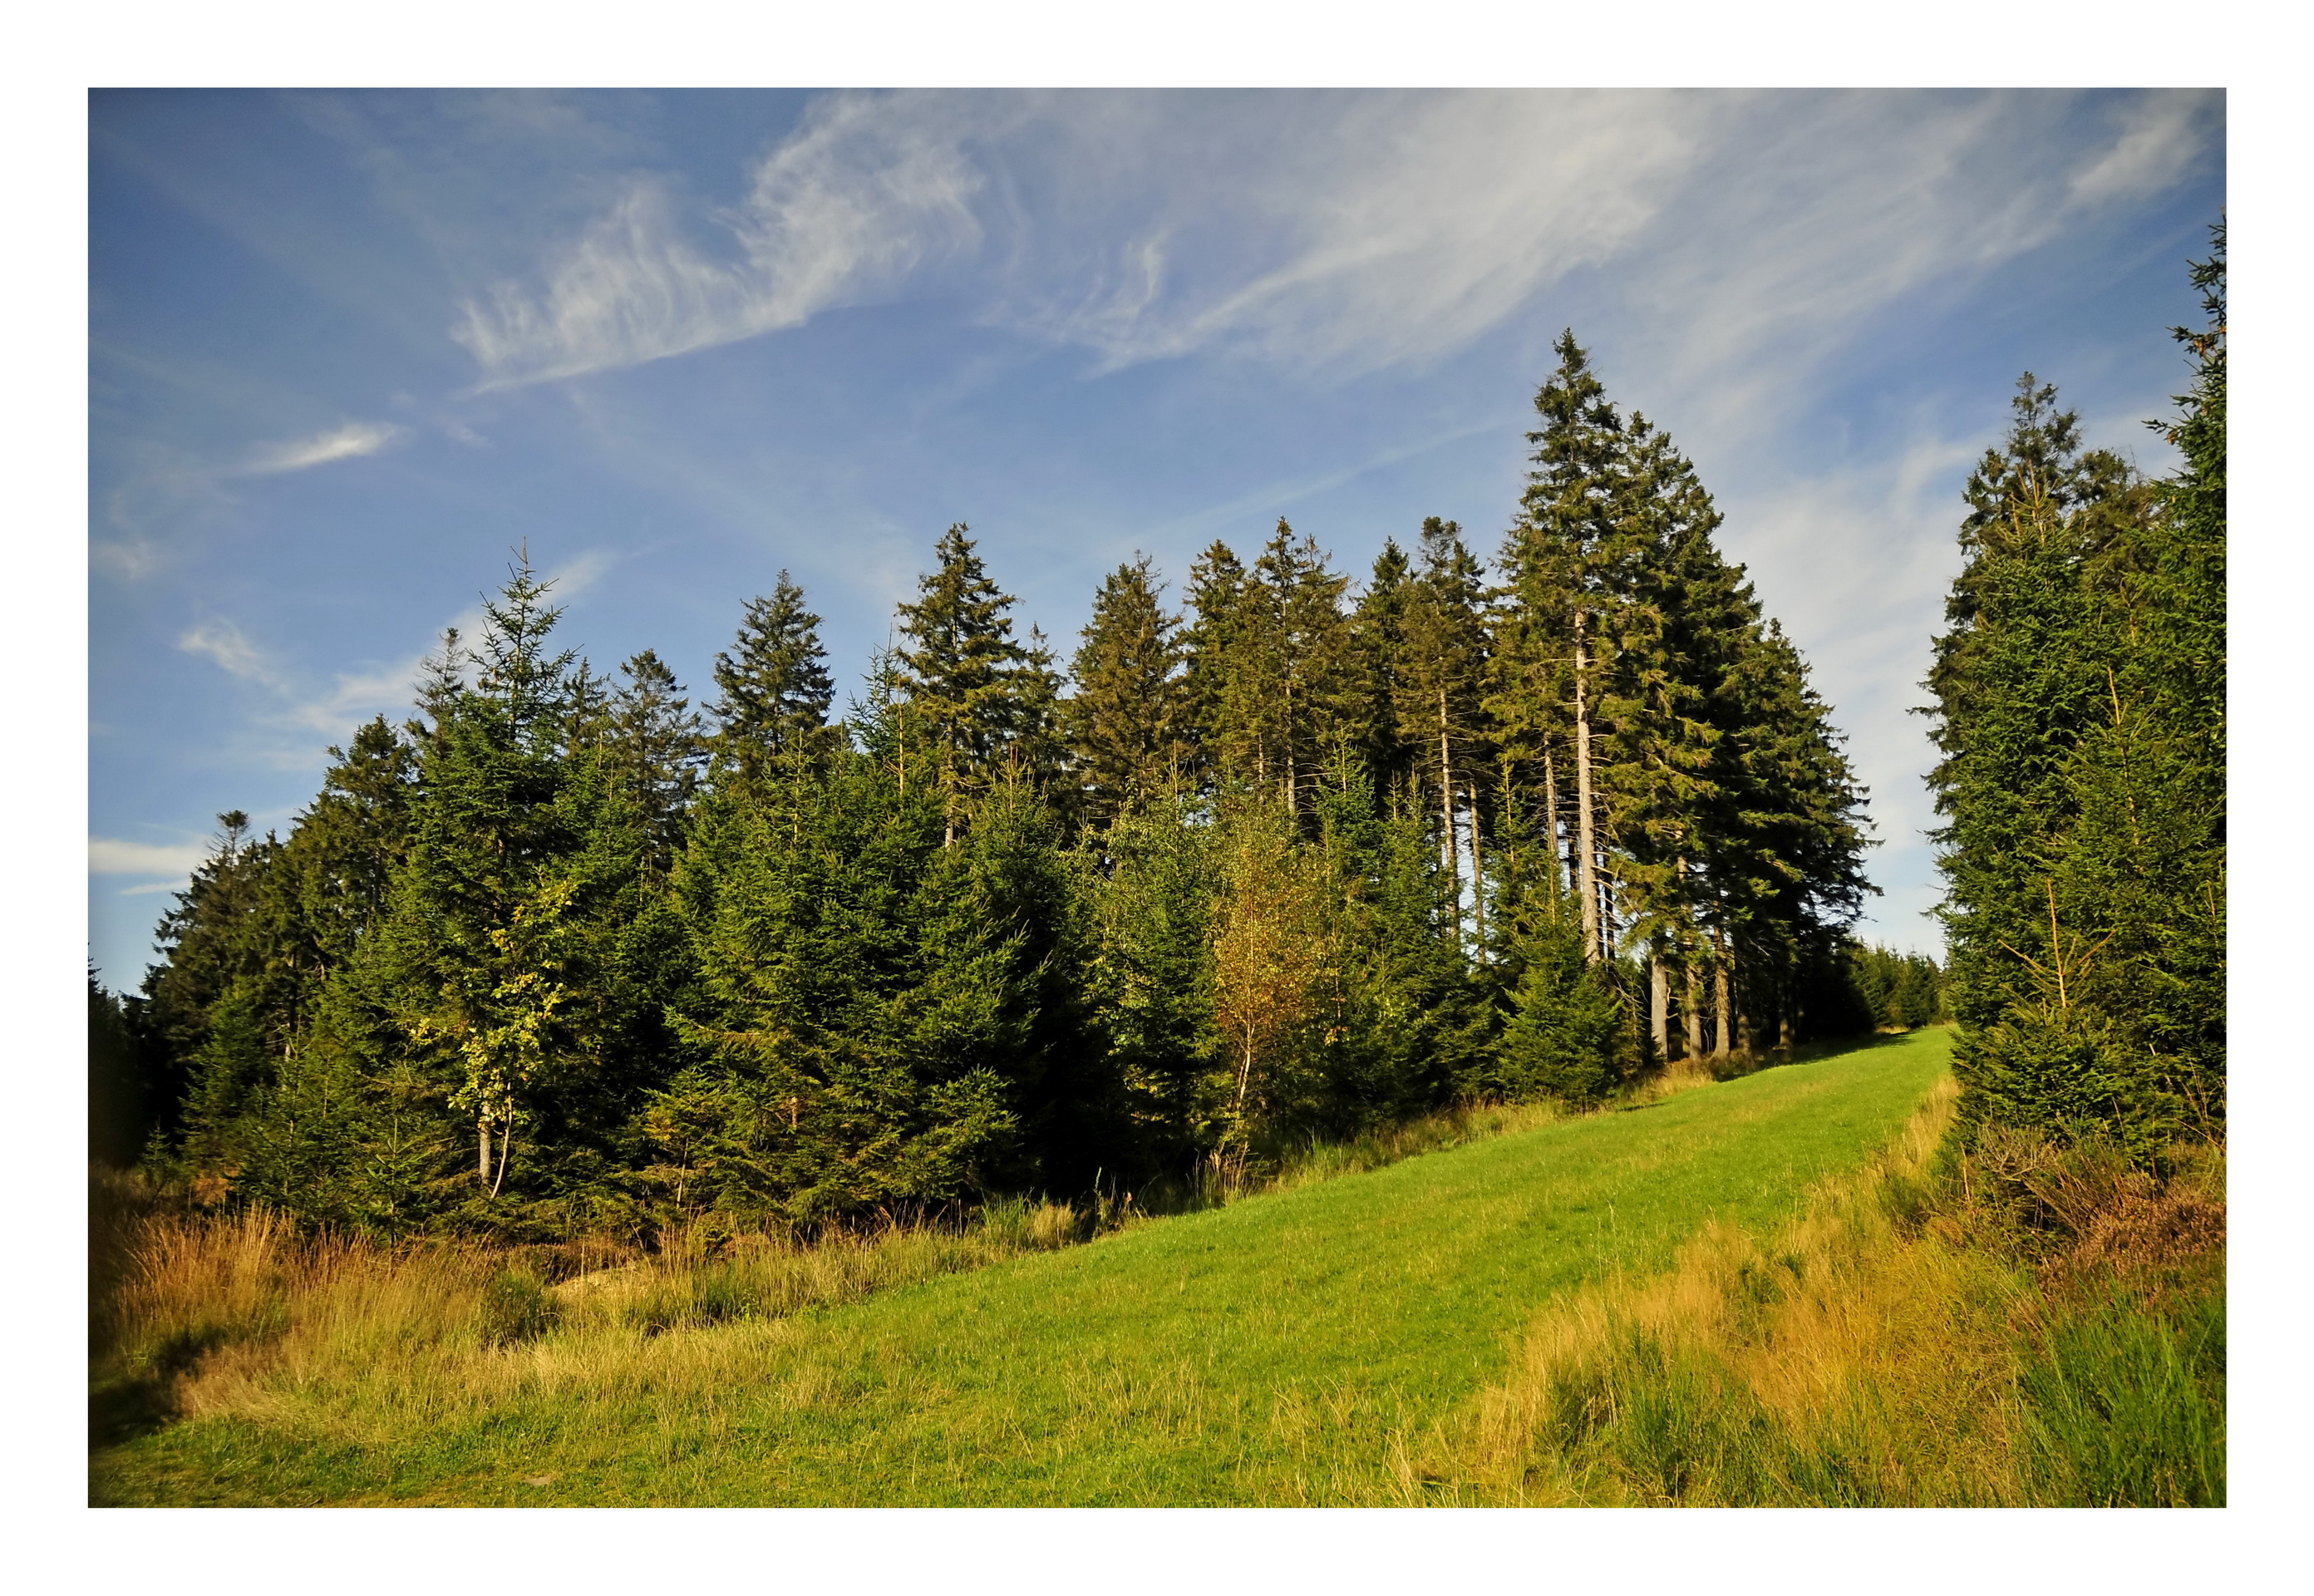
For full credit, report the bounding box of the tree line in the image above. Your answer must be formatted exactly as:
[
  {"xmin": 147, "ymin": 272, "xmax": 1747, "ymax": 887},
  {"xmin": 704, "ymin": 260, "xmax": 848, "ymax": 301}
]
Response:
[
  {"xmin": 91, "ymin": 333, "xmax": 1909, "ymax": 1236},
  {"xmin": 1926, "ymin": 226, "xmax": 2225, "ymax": 1155}
]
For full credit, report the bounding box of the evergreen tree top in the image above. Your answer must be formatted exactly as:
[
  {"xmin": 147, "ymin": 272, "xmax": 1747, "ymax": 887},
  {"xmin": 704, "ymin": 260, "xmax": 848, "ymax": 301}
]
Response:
[
  {"xmin": 471, "ymin": 547, "xmax": 579, "ymax": 750},
  {"xmin": 712, "ymin": 571, "xmax": 835, "ymax": 775}
]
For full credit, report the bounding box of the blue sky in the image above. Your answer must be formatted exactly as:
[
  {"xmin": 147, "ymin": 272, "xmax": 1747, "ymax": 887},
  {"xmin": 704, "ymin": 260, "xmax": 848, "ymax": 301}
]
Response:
[{"xmin": 87, "ymin": 87, "xmax": 2224, "ymax": 987}]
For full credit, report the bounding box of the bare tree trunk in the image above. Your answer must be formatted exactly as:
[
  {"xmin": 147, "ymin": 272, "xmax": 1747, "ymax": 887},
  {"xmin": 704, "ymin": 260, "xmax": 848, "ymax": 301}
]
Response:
[
  {"xmin": 1231, "ymin": 1031, "xmax": 1258, "ymax": 1164},
  {"xmin": 1649, "ymin": 955, "xmax": 1669, "ymax": 1062},
  {"xmin": 1283, "ymin": 679, "xmax": 1297, "ymax": 817},
  {"xmin": 1573, "ymin": 609, "xmax": 1601, "ymax": 964},
  {"xmin": 942, "ymin": 741, "xmax": 956, "ymax": 850},
  {"xmin": 479, "ymin": 1111, "xmax": 494, "ymax": 1187},
  {"xmin": 1437, "ymin": 694, "xmax": 1459, "ymax": 941},
  {"xmin": 1713, "ymin": 923, "xmax": 1735, "ymax": 1062},
  {"xmin": 1541, "ymin": 746, "xmax": 1563, "ymax": 909},
  {"xmin": 490, "ymin": 1115, "xmax": 513, "ymax": 1199},
  {"xmin": 1467, "ymin": 782, "xmax": 1486, "ymax": 957},
  {"xmin": 1684, "ymin": 959, "xmax": 1705, "ymax": 1062}
]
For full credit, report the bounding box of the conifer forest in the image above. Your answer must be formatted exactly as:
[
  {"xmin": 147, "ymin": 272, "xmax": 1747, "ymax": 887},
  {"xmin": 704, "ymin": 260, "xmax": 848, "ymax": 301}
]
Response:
[
  {"xmin": 91, "ymin": 230, "xmax": 2224, "ymax": 1239},
  {"xmin": 95, "ymin": 328, "xmax": 1883, "ymax": 1232},
  {"xmin": 90, "ymin": 210, "xmax": 2224, "ymax": 1510}
]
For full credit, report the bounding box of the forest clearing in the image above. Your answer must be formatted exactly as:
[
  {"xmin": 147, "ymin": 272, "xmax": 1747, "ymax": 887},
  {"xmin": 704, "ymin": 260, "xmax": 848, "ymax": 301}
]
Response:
[
  {"xmin": 88, "ymin": 89, "xmax": 2224, "ymax": 1517},
  {"xmin": 89, "ymin": 1029, "xmax": 2224, "ymax": 1506}
]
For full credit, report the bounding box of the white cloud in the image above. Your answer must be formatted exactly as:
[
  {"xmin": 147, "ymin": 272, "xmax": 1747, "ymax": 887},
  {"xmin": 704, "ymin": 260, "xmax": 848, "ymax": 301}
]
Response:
[
  {"xmin": 178, "ymin": 613, "xmax": 421, "ymax": 737},
  {"xmin": 452, "ymin": 92, "xmax": 985, "ymax": 388},
  {"xmin": 244, "ymin": 421, "xmax": 407, "ymax": 475},
  {"xmin": 981, "ymin": 90, "xmax": 1713, "ymax": 375},
  {"xmin": 89, "ymin": 837, "xmax": 209, "ymax": 876},
  {"xmin": 180, "ymin": 619, "xmax": 283, "ymax": 687},
  {"xmin": 92, "ymin": 537, "xmax": 164, "ymax": 580},
  {"xmin": 2067, "ymin": 89, "xmax": 2217, "ymax": 208},
  {"xmin": 171, "ymin": 549, "xmax": 613, "ymax": 741},
  {"xmin": 446, "ymin": 88, "xmax": 2217, "ymax": 406},
  {"xmin": 542, "ymin": 548, "xmax": 613, "ymax": 603}
]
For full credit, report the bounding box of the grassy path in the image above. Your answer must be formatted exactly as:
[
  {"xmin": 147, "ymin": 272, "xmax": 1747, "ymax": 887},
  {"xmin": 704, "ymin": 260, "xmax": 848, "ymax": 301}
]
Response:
[{"xmin": 96, "ymin": 1030, "xmax": 1951, "ymax": 1506}]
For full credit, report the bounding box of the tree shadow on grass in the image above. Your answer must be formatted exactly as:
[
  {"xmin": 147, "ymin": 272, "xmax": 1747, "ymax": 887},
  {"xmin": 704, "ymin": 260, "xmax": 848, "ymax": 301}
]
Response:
[{"xmin": 89, "ymin": 1371, "xmax": 177, "ymax": 1452}]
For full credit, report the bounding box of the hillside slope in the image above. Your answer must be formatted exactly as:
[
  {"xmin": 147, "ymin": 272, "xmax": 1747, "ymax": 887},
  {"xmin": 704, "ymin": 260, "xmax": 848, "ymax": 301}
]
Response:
[{"xmin": 96, "ymin": 1030, "xmax": 1951, "ymax": 1506}]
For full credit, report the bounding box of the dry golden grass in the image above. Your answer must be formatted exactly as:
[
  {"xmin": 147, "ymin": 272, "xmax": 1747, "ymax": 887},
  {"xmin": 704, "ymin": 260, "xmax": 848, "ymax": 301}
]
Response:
[
  {"xmin": 91, "ymin": 1185, "xmax": 1099, "ymax": 1446},
  {"xmin": 1416, "ymin": 1073, "xmax": 2058, "ymax": 1505}
]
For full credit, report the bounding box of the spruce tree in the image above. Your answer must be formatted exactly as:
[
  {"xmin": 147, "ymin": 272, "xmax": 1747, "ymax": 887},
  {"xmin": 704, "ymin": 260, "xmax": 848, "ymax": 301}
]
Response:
[
  {"xmin": 609, "ymin": 649, "xmax": 706, "ymax": 876},
  {"xmin": 1310, "ymin": 754, "xmax": 1483, "ymax": 1126},
  {"xmin": 1928, "ymin": 377, "xmax": 2158, "ymax": 1137},
  {"xmin": 1592, "ymin": 417, "xmax": 1726, "ymax": 1052},
  {"xmin": 364, "ymin": 551, "xmax": 593, "ymax": 1199},
  {"xmin": 1181, "ymin": 539, "xmax": 1263, "ymax": 795},
  {"xmin": 894, "ymin": 525, "xmax": 1046, "ymax": 845},
  {"xmin": 1076, "ymin": 793, "xmax": 1222, "ymax": 1171},
  {"xmin": 1066, "ymin": 555, "xmax": 1190, "ymax": 828},
  {"xmin": 712, "ymin": 573, "xmax": 835, "ymax": 781},
  {"xmin": 662, "ymin": 749, "xmax": 1102, "ymax": 1218},
  {"xmin": 89, "ymin": 969, "xmax": 150, "ymax": 1168},
  {"xmin": 1349, "ymin": 540, "xmax": 1416, "ymax": 804},
  {"xmin": 142, "ymin": 810, "xmax": 274, "ymax": 1150},
  {"xmin": 1260, "ymin": 521, "xmax": 1360, "ymax": 818},
  {"xmin": 1509, "ymin": 332, "xmax": 1632, "ymax": 965}
]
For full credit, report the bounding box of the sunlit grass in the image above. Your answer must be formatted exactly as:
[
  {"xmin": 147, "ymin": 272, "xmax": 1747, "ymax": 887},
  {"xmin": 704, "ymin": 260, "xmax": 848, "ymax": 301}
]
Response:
[{"xmin": 94, "ymin": 1033, "xmax": 1959, "ymax": 1505}]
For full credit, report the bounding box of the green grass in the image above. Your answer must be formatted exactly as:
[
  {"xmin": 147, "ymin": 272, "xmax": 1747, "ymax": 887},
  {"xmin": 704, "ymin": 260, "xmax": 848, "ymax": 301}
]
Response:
[{"xmin": 93, "ymin": 1030, "xmax": 1952, "ymax": 1506}]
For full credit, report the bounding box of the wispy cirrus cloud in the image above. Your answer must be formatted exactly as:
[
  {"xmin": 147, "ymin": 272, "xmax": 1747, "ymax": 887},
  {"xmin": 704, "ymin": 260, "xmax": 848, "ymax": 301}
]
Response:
[
  {"xmin": 89, "ymin": 836, "xmax": 211, "ymax": 877},
  {"xmin": 2068, "ymin": 87, "xmax": 2218, "ymax": 207},
  {"xmin": 179, "ymin": 618, "xmax": 283, "ymax": 687},
  {"xmin": 92, "ymin": 418, "xmax": 411, "ymax": 582},
  {"xmin": 174, "ymin": 548, "xmax": 618, "ymax": 741},
  {"xmin": 446, "ymin": 88, "xmax": 2218, "ymax": 401},
  {"xmin": 452, "ymin": 92, "xmax": 986, "ymax": 388},
  {"xmin": 243, "ymin": 420, "xmax": 408, "ymax": 475}
]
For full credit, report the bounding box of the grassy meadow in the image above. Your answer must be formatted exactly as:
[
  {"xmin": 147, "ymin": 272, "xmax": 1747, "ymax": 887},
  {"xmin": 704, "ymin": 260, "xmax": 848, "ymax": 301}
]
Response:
[{"xmin": 91, "ymin": 1027, "xmax": 2222, "ymax": 1507}]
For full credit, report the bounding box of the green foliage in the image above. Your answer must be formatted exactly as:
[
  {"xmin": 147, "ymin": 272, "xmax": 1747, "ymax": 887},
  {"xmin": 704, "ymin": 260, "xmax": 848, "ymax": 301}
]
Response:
[
  {"xmin": 1310, "ymin": 761, "xmax": 1486, "ymax": 1125},
  {"xmin": 89, "ymin": 969, "xmax": 151, "ymax": 1169},
  {"xmin": 660, "ymin": 754, "xmax": 1101, "ymax": 1220},
  {"xmin": 1075, "ymin": 796, "xmax": 1223, "ymax": 1172},
  {"xmin": 1066, "ymin": 555, "xmax": 1191, "ymax": 827},
  {"xmin": 1181, "ymin": 521, "xmax": 1361, "ymax": 815},
  {"xmin": 1929, "ymin": 229, "xmax": 2225, "ymax": 1148},
  {"xmin": 894, "ymin": 523, "xmax": 1063, "ymax": 839},
  {"xmin": 1956, "ymin": 1006, "xmax": 2181, "ymax": 1157},
  {"xmin": 1496, "ymin": 331, "xmax": 1870, "ymax": 1054},
  {"xmin": 1494, "ymin": 915, "xmax": 1631, "ymax": 1105},
  {"xmin": 711, "ymin": 572, "xmax": 835, "ymax": 783},
  {"xmin": 1846, "ymin": 942, "xmax": 1947, "ymax": 1029}
]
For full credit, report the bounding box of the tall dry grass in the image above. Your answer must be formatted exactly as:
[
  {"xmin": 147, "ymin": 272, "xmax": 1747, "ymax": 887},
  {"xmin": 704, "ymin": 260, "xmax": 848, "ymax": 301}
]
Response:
[
  {"xmin": 1404, "ymin": 1073, "xmax": 2225, "ymax": 1506},
  {"xmin": 89, "ymin": 1169, "xmax": 1098, "ymax": 1448}
]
